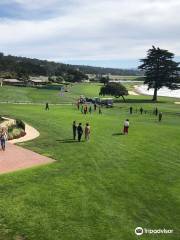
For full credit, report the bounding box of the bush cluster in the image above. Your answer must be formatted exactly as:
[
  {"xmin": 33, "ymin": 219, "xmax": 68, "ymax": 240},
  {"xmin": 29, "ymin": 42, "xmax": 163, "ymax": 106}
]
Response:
[
  {"xmin": 8, "ymin": 128, "xmax": 26, "ymax": 140},
  {"xmin": 16, "ymin": 119, "xmax": 25, "ymax": 131},
  {"xmin": 7, "ymin": 119, "xmax": 26, "ymax": 140}
]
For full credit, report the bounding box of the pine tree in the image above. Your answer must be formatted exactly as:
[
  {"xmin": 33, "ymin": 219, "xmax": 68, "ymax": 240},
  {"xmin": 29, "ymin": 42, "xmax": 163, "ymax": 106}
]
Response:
[{"xmin": 138, "ymin": 46, "xmax": 180, "ymax": 101}]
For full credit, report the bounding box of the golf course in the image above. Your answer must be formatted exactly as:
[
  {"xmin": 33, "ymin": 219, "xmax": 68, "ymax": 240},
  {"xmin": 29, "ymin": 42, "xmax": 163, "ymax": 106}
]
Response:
[{"xmin": 0, "ymin": 83, "xmax": 180, "ymax": 240}]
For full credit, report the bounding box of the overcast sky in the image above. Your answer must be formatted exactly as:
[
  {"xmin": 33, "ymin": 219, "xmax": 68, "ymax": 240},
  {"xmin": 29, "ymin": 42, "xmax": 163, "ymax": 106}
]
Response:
[{"xmin": 0, "ymin": 0, "xmax": 180, "ymax": 68}]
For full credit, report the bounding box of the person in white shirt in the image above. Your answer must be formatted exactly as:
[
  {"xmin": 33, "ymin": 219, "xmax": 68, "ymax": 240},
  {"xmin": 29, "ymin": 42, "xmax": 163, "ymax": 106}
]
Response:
[{"xmin": 123, "ymin": 119, "xmax": 129, "ymax": 135}]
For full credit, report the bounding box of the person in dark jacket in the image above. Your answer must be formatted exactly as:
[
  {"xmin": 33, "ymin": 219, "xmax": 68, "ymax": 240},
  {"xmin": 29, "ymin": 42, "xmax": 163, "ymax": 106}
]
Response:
[
  {"xmin": 155, "ymin": 107, "xmax": 158, "ymax": 116},
  {"xmin": 72, "ymin": 121, "xmax": 77, "ymax": 140},
  {"xmin": 81, "ymin": 105, "xmax": 83, "ymax": 114},
  {"xmin": 77, "ymin": 123, "xmax": 83, "ymax": 142},
  {"xmin": 140, "ymin": 107, "xmax": 143, "ymax": 115},
  {"xmin": 94, "ymin": 103, "xmax": 97, "ymax": 111},
  {"xmin": 130, "ymin": 106, "xmax": 133, "ymax": 114},
  {"xmin": 99, "ymin": 106, "xmax": 102, "ymax": 114},
  {"xmin": 89, "ymin": 105, "xmax": 92, "ymax": 114},
  {"xmin": 45, "ymin": 102, "xmax": 49, "ymax": 110}
]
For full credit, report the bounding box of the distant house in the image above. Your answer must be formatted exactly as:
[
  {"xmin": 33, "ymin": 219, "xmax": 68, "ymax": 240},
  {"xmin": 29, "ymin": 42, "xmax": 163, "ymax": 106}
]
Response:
[
  {"xmin": 87, "ymin": 74, "xmax": 99, "ymax": 81},
  {"xmin": 1, "ymin": 76, "xmax": 49, "ymax": 87},
  {"xmin": 29, "ymin": 76, "xmax": 49, "ymax": 86},
  {"xmin": 3, "ymin": 79, "xmax": 24, "ymax": 86},
  {"xmin": 30, "ymin": 79, "xmax": 48, "ymax": 86}
]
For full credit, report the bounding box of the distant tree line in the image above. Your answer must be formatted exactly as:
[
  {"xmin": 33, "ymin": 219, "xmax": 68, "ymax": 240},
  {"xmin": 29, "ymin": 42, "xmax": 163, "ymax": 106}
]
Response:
[
  {"xmin": 73, "ymin": 65, "xmax": 142, "ymax": 75},
  {"xmin": 0, "ymin": 53, "xmax": 141, "ymax": 83},
  {"xmin": 0, "ymin": 53, "xmax": 88, "ymax": 83}
]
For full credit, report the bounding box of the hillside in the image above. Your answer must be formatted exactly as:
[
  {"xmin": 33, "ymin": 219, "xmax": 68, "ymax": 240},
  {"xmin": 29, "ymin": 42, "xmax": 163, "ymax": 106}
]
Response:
[{"xmin": 0, "ymin": 53, "xmax": 141, "ymax": 77}]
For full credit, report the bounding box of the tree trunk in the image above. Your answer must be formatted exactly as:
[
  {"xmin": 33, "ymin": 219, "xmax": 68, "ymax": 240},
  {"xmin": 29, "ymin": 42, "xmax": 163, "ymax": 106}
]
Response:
[
  {"xmin": 121, "ymin": 95, "xmax": 126, "ymax": 102},
  {"xmin": 152, "ymin": 88, "xmax": 158, "ymax": 101}
]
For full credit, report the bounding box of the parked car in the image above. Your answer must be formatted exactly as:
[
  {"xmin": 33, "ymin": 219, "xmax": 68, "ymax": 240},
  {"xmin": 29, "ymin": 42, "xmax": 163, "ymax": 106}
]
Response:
[
  {"xmin": 85, "ymin": 97, "xmax": 93, "ymax": 103},
  {"xmin": 100, "ymin": 98, "xmax": 113, "ymax": 107},
  {"xmin": 92, "ymin": 97, "xmax": 101, "ymax": 104}
]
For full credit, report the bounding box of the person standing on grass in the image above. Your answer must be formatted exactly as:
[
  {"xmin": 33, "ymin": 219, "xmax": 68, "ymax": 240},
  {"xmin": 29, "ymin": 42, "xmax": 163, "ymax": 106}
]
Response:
[
  {"xmin": 140, "ymin": 107, "xmax": 143, "ymax": 115},
  {"xmin": 72, "ymin": 121, "xmax": 77, "ymax": 140},
  {"xmin": 84, "ymin": 105, "xmax": 88, "ymax": 115},
  {"xmin": 155, "ymin": 107, "xmax": 158, "ymax": 116},
  {"xmin": 45, "ymin": 102, "xmax": 49, "ymax": 110},
  {"xmin": 89, "ymin": 105, "xmax": 92, "ymax": 114},
  {"xmin": 85, "ymin": 105, "xmax": 88, "ymax": 114},
  {"xmin": 85, "ymin": 123, "xmax": 91, "ymax": 141},
  {"xmin": 0, "ymin": 128, "xmax": 7, "ymax": 151},
  {"xmin": 77, "ymin": 123, "xmax": 83, "ymax": 142},
  {"xmin": 159, "ymin": 112, "xmax": 163, "ymax": 122},
  {"xmin": 130, "ymin": 106, "xmax": 133, "ymax": 114},
  {"xmin": 123, "ymin": 119, "xmax": 129, "ymax": 135},
  {"xmin": 99, "ymin": 105, "xmax": 102, "ymax": 114},
  {"xmin": 81, "ymin": 105, "xmax": 83, "ymax": 114},
  {"xmin": 94, "ymin": 103, "xmax": 97, "ymax": 111},
  {"xmin": 77, "ymin": 101, "xmax": 80, "ymax": 110}
]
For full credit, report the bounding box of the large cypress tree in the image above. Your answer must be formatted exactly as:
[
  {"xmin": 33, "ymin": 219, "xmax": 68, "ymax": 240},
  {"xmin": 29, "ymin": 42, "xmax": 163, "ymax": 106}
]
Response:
[{"xmin": 138, "ymin": 46, "xmax": 180, "ymax": 101}]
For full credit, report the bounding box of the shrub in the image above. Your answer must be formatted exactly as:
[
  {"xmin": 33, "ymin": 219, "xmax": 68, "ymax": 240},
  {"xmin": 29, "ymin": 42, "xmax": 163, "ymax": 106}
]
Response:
[
  {"xmin": 8, "ymin": 127, "xmax": 26, "ymax": 140},
  {"xmin": 16, "ymin": 119, "xmax": 25, "ymax": 131}
]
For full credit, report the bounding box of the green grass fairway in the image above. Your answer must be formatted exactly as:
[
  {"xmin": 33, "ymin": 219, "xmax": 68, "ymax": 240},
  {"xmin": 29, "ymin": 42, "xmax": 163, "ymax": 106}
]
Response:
[
  {"xmin": 108, "ymin": 75, "xmax": 143, "ymax": 81},
  {"xmin": 0, "ymin": 99, "xmax": 180, "ymax": 239},
  {"xmin": 1, "ymin": 83, "xmax": 180, "ymax": 105},
  {"xmin": 0, "ymin": 83, "xmax": 101, "ymax": 104}
]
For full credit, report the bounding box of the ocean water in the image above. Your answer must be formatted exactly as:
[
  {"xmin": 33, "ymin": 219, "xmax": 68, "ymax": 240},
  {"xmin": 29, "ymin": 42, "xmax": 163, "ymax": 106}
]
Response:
[{"xmin": 136, "ymin": 85, "xmax": 180, "ymax": 98}]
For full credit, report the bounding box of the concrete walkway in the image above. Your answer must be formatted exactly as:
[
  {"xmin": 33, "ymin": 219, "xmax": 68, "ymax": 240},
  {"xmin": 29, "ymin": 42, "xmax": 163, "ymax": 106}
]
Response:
[
  {"xmin": 0, "ymin": 117, "xmax": 40, "ymax": 144},
  {"xmin": 0, "ymin": 143, "xmax": 55, "ymax": 174},
  {"xmin": 0, "ymin": 118, "xmax": 55, "ymax": 174}
]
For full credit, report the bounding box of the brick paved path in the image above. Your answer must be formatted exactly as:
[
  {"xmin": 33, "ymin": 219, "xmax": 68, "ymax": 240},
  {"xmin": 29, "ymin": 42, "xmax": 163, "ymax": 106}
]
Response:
[{"xmin": 0, "ymin": 143, "xmax": 55, "ymax": 174}]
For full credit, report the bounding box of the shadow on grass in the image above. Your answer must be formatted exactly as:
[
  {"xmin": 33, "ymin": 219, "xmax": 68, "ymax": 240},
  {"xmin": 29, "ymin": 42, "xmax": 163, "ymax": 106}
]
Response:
[
  {"xmin": 112, "ymin": 133, "xmax": 124, "ymax": 136},
  {"xmin": 56, "ymin": 139, "xmax": 85, "ymax": 143}
]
